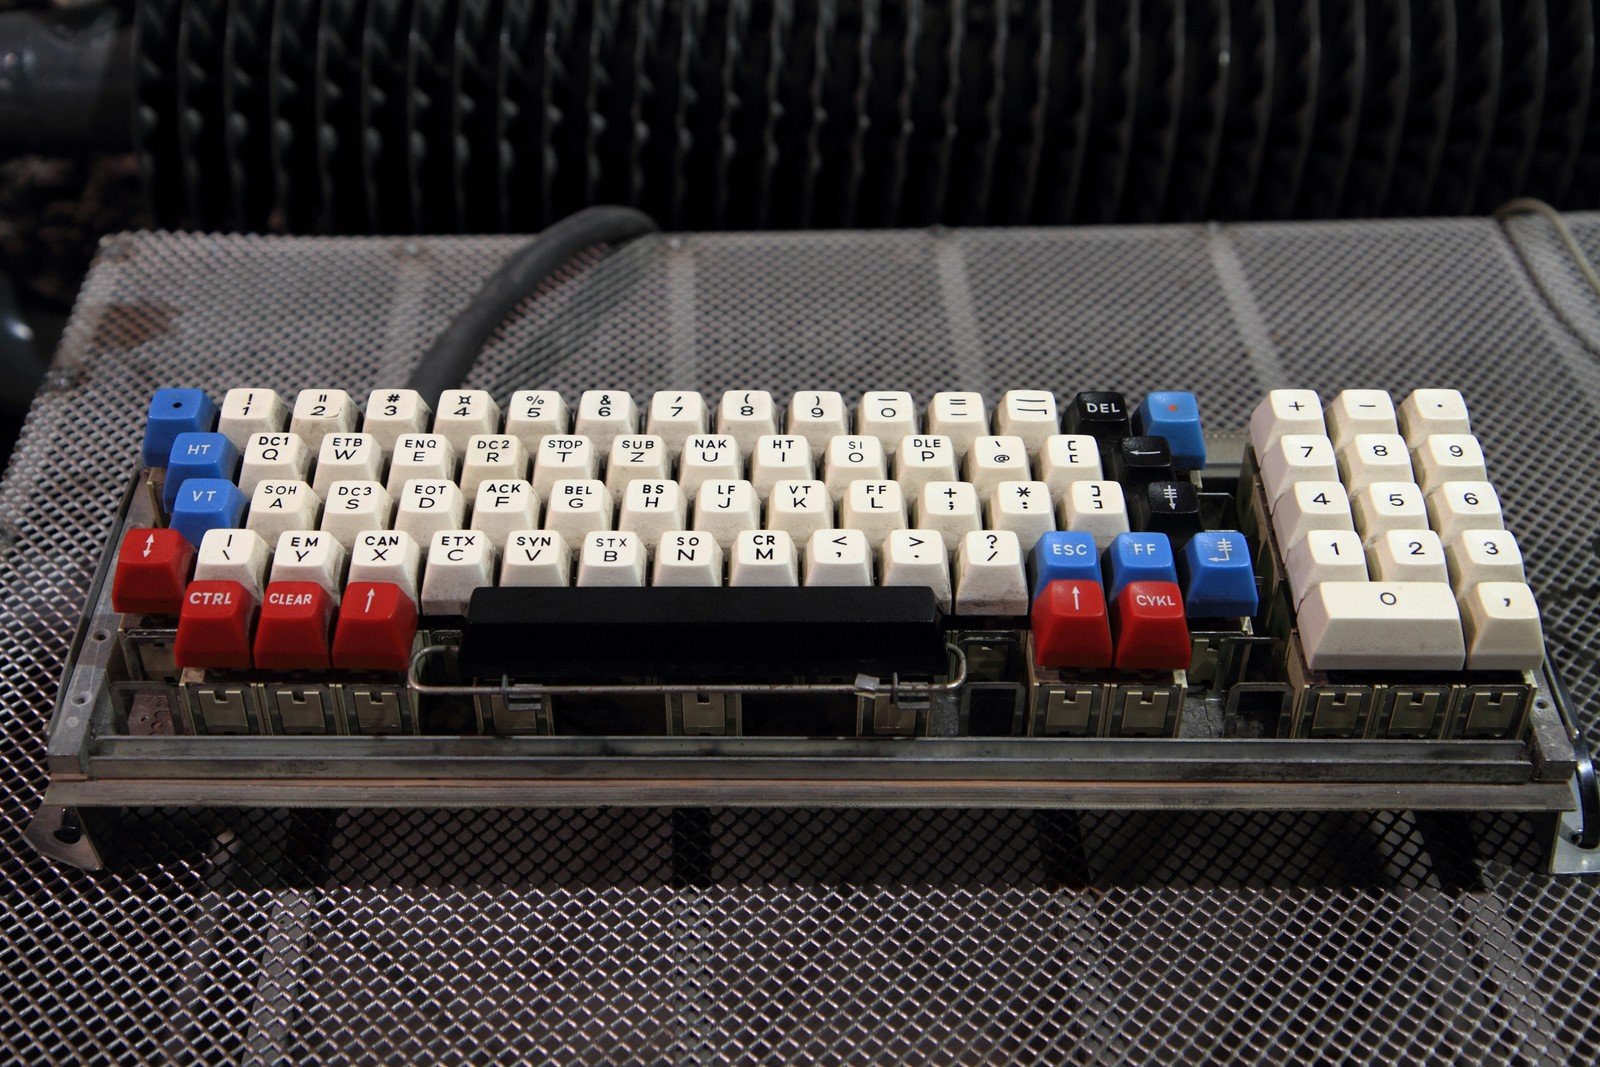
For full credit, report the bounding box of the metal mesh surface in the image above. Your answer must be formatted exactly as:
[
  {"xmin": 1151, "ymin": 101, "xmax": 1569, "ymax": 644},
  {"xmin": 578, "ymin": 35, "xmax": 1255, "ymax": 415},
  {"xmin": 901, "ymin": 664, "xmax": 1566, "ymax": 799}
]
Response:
[{"xmin": 4, "ymin": 221, "xmax": 1600, "ymax": 1062}]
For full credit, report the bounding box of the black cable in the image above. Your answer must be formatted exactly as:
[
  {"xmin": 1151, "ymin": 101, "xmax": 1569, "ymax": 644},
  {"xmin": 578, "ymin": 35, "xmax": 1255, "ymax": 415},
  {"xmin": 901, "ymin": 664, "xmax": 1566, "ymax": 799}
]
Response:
[{"xmin": 407, "ymin": 206, "xmax": 660, "ymax": 403}]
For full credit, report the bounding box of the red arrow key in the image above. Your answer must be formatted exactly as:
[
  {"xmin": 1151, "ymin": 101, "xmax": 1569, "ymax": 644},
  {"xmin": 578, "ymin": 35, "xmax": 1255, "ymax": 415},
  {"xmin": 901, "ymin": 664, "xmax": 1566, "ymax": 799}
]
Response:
[
  {"xmin": 1111, "ymin": 580, "xmax": 1192, "ymax": 671},
  {"xmin": 1031, "ymin": 579, "xmax": 1114, "ymax": 668},
  {"xmin": 332, "ymin": 582, "xmax": 418, "ymax": 672},
  {"xmin": 112, "ymin": 527, "xmax": 195, "ymax": 615}
]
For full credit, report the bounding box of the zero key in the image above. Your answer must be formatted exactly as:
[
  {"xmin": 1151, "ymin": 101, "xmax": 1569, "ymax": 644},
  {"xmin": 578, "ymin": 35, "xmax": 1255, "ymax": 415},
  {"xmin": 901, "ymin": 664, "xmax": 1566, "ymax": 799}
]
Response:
[{"xmin": 332, "ymin": 582, "xmax": 420, "ymax": 672}]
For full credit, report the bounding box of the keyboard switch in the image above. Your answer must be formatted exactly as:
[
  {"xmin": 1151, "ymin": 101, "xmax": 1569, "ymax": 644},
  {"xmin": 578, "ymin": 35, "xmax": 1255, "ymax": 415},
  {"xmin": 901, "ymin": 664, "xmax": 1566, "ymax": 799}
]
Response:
[
  {"xmin": 965, "ymin": 435, "xmax": 1031, "ymax": 494},
  {"xmin": 505, "ymin": 390, "xmax": 570, "ymax": 448},
  {"xmin": 1258, "ymin": 434, "xmax": 1338, "ymax": 502},
  {"xmin": 1446, "ymin": 529, "xmax": 1526, "ymax": 589},
  {"xmin": 577, "ymin": 532, "xmax": 648, "ymax": 587},
  {"xmin": 751, "ymin": 436, "xmax": 815, "ymax": 495},
  {"xmin": 1271, "ymin": 481, "xmax": 1354, "ymax": 551},
  {"xmin": 927, "ymin": 392, "xmax": 989, "ymax": 455},
  {"xmin": 841, "ymin": 481, "xmax": 908, "ymax": 545},
  {"xmin": 1325, "ymin": 389, "xmax": 1398, "ymax": 446},
  {"xmin": 386, "ymin": 433, "xmax": 457, "ymax": 491},
  {"xmin": 731, "ymin": 530, "xmax": 800, "ymax": 586},
  {"xmin": 1399, "ymin": 389, "xmax": 1471, "ymax": 446},
  {"xmin": 332, "ymin": 582, "xmax": 419, "ymax": 671},
  {"xmin": 679, "ymin": 434, "xmax": 743, "ymax": 496},
  {"xmin": 361, "ymin": 389, "xmax": 431, "ymax": 451},
  {"xmin": 460, "ymin": 435, "xmax": 529, "ymax": 494},
  {"xmin": 573, "ymin": 391, "xmax": 638, "ymax": 452},
  {"xmin": 692, "ymin": 479, "xmax": 762, "ymax": 548},
  {"xmin": 532, "ymin": 436, "xmax": 599, "ymax": 496},
  {"xmin": 606, "ymin": 435, "xmax": 671, "ymax": 493},
  {"xmin": 174, "ymin": 580, "xmax": 255, "ymax": 669},
  {"xmin": 654, "ymin": 532, "xmax": 724, "ymax": 586},
  {"xmin": 1338, "ymin": 434, "xmax": 1413, "ymax": 493},
  {"xmin": 994, "ymin": 390, "xmax": 1059, "ymax": 456},
  {"xmin": 1412, "ymin": 434, "xmax": 1488, "ymax": 491},
  {"xmin": 823, "ymin": 436, "xmax": 888, "ymax": 499},
  {"xmin": 500, "ymin": 531, "xmax": 572, "ymax": 587},
  {"xmin": 1060, "ymin": 480, "xmax": 1129, "ymax": 549},
  {"xmin": 194, "ymin": 527, "xmax": 271, "ymax": 599},
  {"xmin": 290, "ymin": 389, "xmax": 358, "ymax": 448},
  {"xmin": 433, "ymin": 390, "xmax": 502, "ymax": 451},
  {"xmin": 1249, "ymin": 389, "xmax": 1324, "ymax": 454},
  {"xmin": 1459, "ymin": 582, "xmax": 1545, "ymax": 670},
  {"xmin": 916, "ymin": 481, "xmax": 983, "ymax": 554},
  {"xmin": 893, "ymin": 435, "xmax": 959, "ymax": 496},
  {"xmin": 421, "ymin": 530, "xmax": 496, "ymax": 613},
  {"xmin": 1110, "ymin": 581, "xmax": 1191, "ymax": 671},
  {"xmin": 786, "ymin": 391, "xmax": 849, "ymax": 450},
  {"xmin": 247, "ymin": 480, "xmax": 322, "ymax": 545},
  {"xmin": 240, "ymin": 432, "xmax": 312, "ymax": 493},
  {"xmin": 543, "ymin": 479, "xmax": 615, "ymax": 542},
  {"xmin": 469, "ymin": 481, "xmax": 540, "ymax": 544},
  {"xmin": 618, "ymin": 480, "xmax": 688, "ymax": 546},
  {"xmin": 1366, "ymin": 529, "xmax": 1449, "ymax": 584},
  {"xmin": 348, "ymin": 531, "xmax": 422, "ymax": 601},
  {"xmin": 881, "ymin": 530, "xmax": 951, "ymax": 612},
  {"xmin": 312, "ymin": 433, "xmax": 382, "ymax": 494},
  {"xmin": 646, "ymin": 391, "xmax": 709, "ymax": 455},
  {"xmin": 1297, "ymin": 582, "xmax": 1464, "ymax": 671},
  {"xmin": 955, "ymin": 530, "xmax": 1028, "ymax": 616},
  {"xmin": 804, "ymin": 529, "xmax": 873, "ymax": 586},
  {"xmin": 254, "ymin": 582, "xmax": 335, "ymax": 670},
  {"xmin": 856, "ymin": 391, "xmax": 918, "ymax": 452},
  {"xmin": 218, "ymin": 389, "xmax": 287, "ymax": 449},
  {"xmin": 987, "ymin": 481, "xmax": 1055, "ymax": 552},
  {"xmin": 394, "ymin": 480, "xmax": 465, "ymax": 545},
  {"xmin": 716, "ymin": 391, "xmax": 778, "ymax": 451},
  {"xmin": 1284, "ymin": 530, "xmax": 1368, "ymax": 606},
  {"xmin": 766, "ymin": 479, "xmax": 833, "ymax": 541},
  {"xmin": 269, "ymin": 530, "xmax": 347, "ymax": 601},
  {"xmin": 113, "ymin": 528, "xmax": 196, "ymax": 614},
  {"xmin": 1032, "ymin": 579, "xmax": 1113, "ymax": 669},
  {"xmin": 1426, "ymin": 481, "xmax": 1503, "ymax": 544}
]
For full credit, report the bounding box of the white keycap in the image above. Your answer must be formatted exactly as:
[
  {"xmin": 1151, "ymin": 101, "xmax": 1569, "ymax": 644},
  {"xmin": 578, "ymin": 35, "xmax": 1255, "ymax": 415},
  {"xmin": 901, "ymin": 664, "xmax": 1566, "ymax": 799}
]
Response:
[
  {"xmin": 1324, "ymin": 389, "xmax": 1397, "ymax": 447},
  {"xmin": 605, "ymin": 435, "xmax": 671, "ymax": 493},
  {"xmin": 247, "ymin": 480, "xmax": 321, "ymax": 544},
  {"xmin": 766, "ymin": 479, "xmax": 833, "ymax": 541},
  {"xmin": 1367, "ymin": 529, "xmax": 1449, "ymax": 583},
  {"xmin": 1426, "ymin": 480, "xmax": 1504, "ymax": 544},
  {"xmin": 1285, "ymin": 529, "xmax": 1368, "ymax": 606},
  {"xmin": 1352, "ymin": 481, "xmax": 1428, "ymax": 542},
  {"xmin": 1413, "ymin": 433, "xmax": 1487, "ymax": 491},
  {"xmin": 542, "ymin": 478, "xmax": 614, "ymax": 542},
  {"xmin": 312, "ymin": 433, "xmax": 383, "ymax": 494},
  {"xmin": 654, "ymin": 531, "xmax": 723, "ymax": 586},
  {"xmin": 927, "ymin": 392, "xmax": 989, "ymax": 456},
  {"xmin": 1271, "ymin": 480, "xmax": 1355, "ymax": 550},
  {"xmin": 805, "ymin": 529, "xmax": 873, "ymax": 586},
  {"xmin": 786, "ymin": 391, "xmax": 849, "ymax": 451},
  {"xmin": 269, "ymin": 530, "xmax": 347, "ymax": 600},
  {"xmin": 646, "ymin": 391, "xmax": 709, "ymax": 456},
  {"xmin": 1399, "ymin": 388, "xmax": 1471, "ymax": 446},
  {"xmin": 893, "ymin": 435, "xmax": 958, "ymax": 497},
  {"xmin": 916, "ymin": 481, "xmax": 983, "ymax": 554},
  {"xmin": 504, "ymin": 390, "xmax": 569, "ymax": 449},
  {"xmin": 1249, "ymin": 389, "xmax": 1325, "ymax": 454},
  {"xmin": 1298, "ymin": 581, "xmax": 1465, "ymax": 671},
  {"xmin": 1460, "ymin": 581, "xmax": 1545, "ymax": 670},
  {"xmin": 432, "ymin": 390, "xmax": 501, "ymax": 451},
  {"xmin": 349, "ymin": 530, "xmax": 422, "ymax": 601},
  {"xmin": 994, "ymin": 390, "xmax": 1059, "ymax": 456},
  {"xmin": 751, "ymin": 435, "xmax": 815, "ymax": 495},
  {"xmin": 823, "ymin": 436, "xmax": 888, "ymax": 499},
  {"xmin": 240, "ymin": 432, "xmax": 311, "ymax": 493},
  {"xmin": 955, "ymin": 530, "xmax": 1029, "ymax": 616},
  {"xmin": 421, "ymin": 530, "xmax": 496, "ymax": 614},
  {"xmin": 576, "ymin": 531, "xmax": 648, "ymax": 587},
  {"xmin": 841, "ymin": 480, "xmax": 907, "ymax": 545},
  {"xmin": 500, "ymin": 530, "xmax": 572, "ymax": 587},
  {"xmin": 692, "ymin": 479, "xmax": 761, "ymax": 548},
  {"xmin": 1258, "ymin": 434, "xmax": 1339, "ymax": 502},
  {"xmin": 1446, "ymin": 529, "xmax": 1526, "ymax": 589},
  {"xmin": 290, "ymin": 389, "xmax": 357, "ymax": 448},
  {"xmin": 1059, "ymin": 480, "xmax": 1129, "ymax": 549},
  {"xmin": 320, "ymin": 480, "xmax": 392, "ymax": 548},
  {"xmin": 1338, "ymin": 433, "xmax": 1413, "ymax": 493},
  {"xmin": 218, "ymin": 389, "xmax": 287, "ymax": 449},
  {"xmin": 361, "ymin": 389, "xmax": 431, "ymax": 452},
  {"xmin": 987, "ymin": 481, "xmax": 1056, "ymax": 552},
  {"xmin": 393, "ymin": 480, "xmax": 465, "ymax": 546},
  {"xmin": 856, "ymin": 391, "xmax": 918, "ymax": 453},
  {"xmin": 731, "ymin": 530, "xmax": 799, "ymax": 586},
  {"xmin": 1038, "ymin": 435, "xmax": 1104, "ymax": 494},
  {"xmin": 386, "ymin": 433, "xmax": 457, "ymax": 491},
  {"xmin": 881, "ymin": 529, "xmax": 952, "ymax": 611},
  {"xmin": 617, "ymin": 479, "xmax": 687, "ymax": 546},
  {"xmin": 965, "ymin": 435, "xmax": 1031, "ymax": 494},
  {"xmin": 460, "ymin": 434, "xmax": 529, "ymax": 494},
  {"xmin": 531, "ymin": 435, "xmax": 599, "ymax": 496},
  {"xmin": 678, "ymin": 434, "xmax": 743, "ymax": 496},
  {"xmin": 716, "ymin": 390, "xmax": 778, "ymax": 452},
  {"xmin": 469, "ymin": 480, "xmax": 540, "ymax": 543},
  {"xmin": 194, "ymin": 528, "xmax": 272, "ymax": 598},
  {"xmin": 573, "ymin": 391, "xmax": 638, "ymax": 453}
]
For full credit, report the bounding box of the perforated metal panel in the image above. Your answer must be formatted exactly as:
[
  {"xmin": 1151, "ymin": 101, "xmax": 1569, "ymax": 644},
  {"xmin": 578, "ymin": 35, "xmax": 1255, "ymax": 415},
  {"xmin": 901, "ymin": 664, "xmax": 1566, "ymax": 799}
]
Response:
[{"xmin": 5, "ymin": 219, "xmax": 1600, "ymax": 1062}]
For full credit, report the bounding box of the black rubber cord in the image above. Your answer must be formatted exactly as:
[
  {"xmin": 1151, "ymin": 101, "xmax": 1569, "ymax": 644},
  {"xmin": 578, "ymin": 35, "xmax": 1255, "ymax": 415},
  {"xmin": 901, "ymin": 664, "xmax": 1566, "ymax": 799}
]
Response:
[{"xmin": 406, "ymin": 206, "xmax": 660, "ymax": 404}]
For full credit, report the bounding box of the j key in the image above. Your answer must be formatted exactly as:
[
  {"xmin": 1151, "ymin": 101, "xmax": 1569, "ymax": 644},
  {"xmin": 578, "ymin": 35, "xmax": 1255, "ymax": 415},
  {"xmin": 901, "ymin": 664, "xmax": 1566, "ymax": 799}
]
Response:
[
  {"xmin": 1108, "ymin": 436, "xmax": 1174, "ymax": 485},
  {"xmin": 1064, "ymin": 391, "xmax": 1131, "ymax": 453},
  {"xmin": 1129, "ymin": 480, "xmax": 1203, "ymax": 544}
]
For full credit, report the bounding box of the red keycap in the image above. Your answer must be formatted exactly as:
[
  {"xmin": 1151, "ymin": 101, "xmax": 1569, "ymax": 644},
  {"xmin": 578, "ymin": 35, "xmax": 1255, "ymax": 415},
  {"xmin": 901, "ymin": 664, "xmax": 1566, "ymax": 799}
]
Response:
[
  {"xmin": 332, "ymin": 582, "xmax": 419, "ymax": 672},
  {"xmin": 1111, "ymin": 580, "xmax": 1192, "ymax": 671},
  {"xmin": 1031, "ymin": 579, "xmax": 1113, "ymax": 668},
  {"xmin": 174, "ymin": 580, "xmax": 255, "ymax": 669},
  {"xmin": 253, "ymin": 582, "xmax": 336, "ymax": 670},
  {"xmin": 112, "ymin": 527, "xmax": 195, "ymax": 614}
]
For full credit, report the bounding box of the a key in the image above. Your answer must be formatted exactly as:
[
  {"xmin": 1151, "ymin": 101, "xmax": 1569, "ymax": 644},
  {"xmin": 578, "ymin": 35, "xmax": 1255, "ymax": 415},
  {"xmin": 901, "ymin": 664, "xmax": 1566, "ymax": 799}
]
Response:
[
  {"xmin": 349, "ymin": 530, "xmax": 422, "ymax": 601},
  {"xmin": 469, "ymin": 480, "xmax": 540, "ymax": 543},
  {"xmin": 1426, "ymin": 480, "xmax": 1503, "ymax": 544},
  {"xmin": 577, "ymin": 532, "xmax": 648, "ymax": 587},
  {"xmin": 393, "ymin": 479, "xmax": 465, "ymax": 546},
  {"xmin": 1297, "ymin": 581, "xmax": 1465, "ymax": 670},
  {"xmin": 654, "ymin": 531, "xmax": 724, "ymax": 586},
  {"xmin": 955, "ymin": 530, "xmax": 1029, "ymax": 616},
  {"xmin": 218, "ymin": 388, "xmax": 288, "ymax": 449},
  {"xmin": 1459, "ymin": 581, "xmax": 1544, "ymax": 669},
  {"xmin": 786, "ymin": 391, "xmax": 850, "ymax": 451},
  {"xmin": 1271, "ymin": 480, "xmax": 1354, "ymax": 550},
  {"xmin": 1258, "ymin": 434, "xmax": 1338, "ymax": 502},
  {"xmin": 1367, "ymin": 529, "xmax": 1449, "ymax": 583},
  {"xmin": 716, "ymin": 390, "xmax": 778, "ymax": 452},
  {"xmin": 856, "ymin": 391, "xmax": 919, "ymax": 452},
  {"xmin": 766, "ymin": 479, "xmax": 833, "ymax": 541},
  {"xmin": 646, "ymin": 391, "xmax": 709, "ymax": 457},
  {"xmin": 987, "ymin": 480, "xmax": 1055, "ymax": 553},
  {"xmin": 1413, "ymin": 433, "xmax": 1488, "ymax": 491},
  {"xmin": 460, "ymin": 435, "xmax": 529, "ymax": 494},
  {"xmin": 605, "ymin": 435, "xmax": 671, "ymax": 493},
  {"xmin": 361, "ymin": 389, "xmax": 431, "ymax": 452},
  {"xmin": 531, "ymin": 435, "xmax": 599, "ymax": 497},
  {"xmin": 881, "ymin": 530, "xmax": 951, "ymax": 611},
  {"xmin": 240, "ymin": 432, "xmax": 311, "ymax": 493},
  {"xmin": 926, "ymin": 391, "xmax": 989, "ymax": 456},
  {"xmin": 1284, "ymin": 529, "xmax": 1368, "ymax": 605},
  {"xmin": 1325, "ymin": 389, "xmax": 1398, "ymax": 447},
  {"xmin": 1446, "ymin": 529, "xmax": 1526, "ymax": 589},
  {"xmin": 915, "ymin": 481, "xmax": 983, "ymax": 555},
  {"xmin": 269, "ymin": 530, "xmax": 347, "ymax": 600},
  {"xmin": 1059, "ymin": 480, "xmax": 1129, "ymax": 549},
  {"xmin": 617, "ymin": 479, "xmax": 687, "ymax": 547},
  {"xmin": 1110, "ymin": 581, "xmax": 1192, "ymax": 671},
  {"xmin": 332, "ymin": 581, "xmax": 419, "ymax": 671},
  {"xmin": 730, "ymin": 530, "xmax": 799, "ymax": 586},
  {"xmin": 804, "ymin": 529, "xmax": 873, "ymax": 586},
  {"xmin": 841, "ymin": 480, "xmax": 908, "ymax": 545},
  {"xmin": 891, "ymin": 435, "xmax": 958, "ymax": 499},
  {"xmin": 312, "ymin": 432, "xmax": 383, "ymax": 494},
  {"xmin": 1399, "ymin": 388, "xmax": 1471, "ymax": 446},
  {"xmin": 822, "ymin": 435, "xmax": 888, "ymax": 500},
  {"xmin": 194, "ymin": 527, "xmax": 272, "ymax": 599},
  {"xmin": 542, "ymin": 478, "xmax": 614, "ymax": 542},
  {"xmin": 320, "ymin": 480, "xmax": 392, "ymax": 548},
  {"xmin": 386, "ymin": 433, "xmax": 458, "ymax": 491},
  {"xmin": 692, "ymin": 479, "xmax": 762, "ymax": 548},
  {"xmin": 994, "ymin": 390, "xmax": 1059, "ymax": 457},
  {"xmin": 432, "ymin": 390, "xmax": 501, "ymax": 451},
  {"xmin": 964, "ymin": 435, "xmax": 1031, "ymax": 494},
  {"xmin": 1338, "ymin": 433, "xmax": 1413, "ymax": 493},
  {"xmin": 247, "ymin": 480, "xmax": 322, "ymax": 545},
  {"xmin": 421, "ymin": 530, "xmax": 496, "ymax": 613},
  {"xmin": 1352, "ymin": 481, "xmax": 1428, "ymax": 542},
  {"xmin": 574, "ymin": 390, "xmax": 638, "ymax": 453},
  {"xmin": 1038, "ymin": 435, "xmax": 1104, "ymax": 494},
  {"xmin": 750, "ymin": 435, "xmax": 816, "ymax": 495},
  {"xmin": 1248, "ymin": 389, "xmax": 1324, "ymax": 454},
  {"xmin": 290, "ymin": 389, "xmax": 358, "ymax": 448},
  {"xmin": 500, "ymin": 530, "xmax": 572, "ymax": 587},
  {"xmin": 505, "ymin": 390, "xmax": 570, "ymax": 449},
  {"xmin": 678, "ymin": 434, "xmax": 743, "ymax": 496},
  {"xmin": 1032, "ymin": 580, "xmax": 1112, "ymax": 669},
  {"xmin": 173, "ymin": 580, "xmax": 253, "ymax": 668}
]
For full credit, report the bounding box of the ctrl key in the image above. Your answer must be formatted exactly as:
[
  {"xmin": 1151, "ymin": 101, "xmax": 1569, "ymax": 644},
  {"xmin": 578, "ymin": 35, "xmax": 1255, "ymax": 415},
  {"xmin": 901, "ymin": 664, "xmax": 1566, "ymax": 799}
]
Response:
[
  {"xmin": 174, "ymin": 580, "xmax": 256, "ymax": 669},
  {"xmin": 332, "ymin": 582, "xmax": 420, "ymax": 672}
]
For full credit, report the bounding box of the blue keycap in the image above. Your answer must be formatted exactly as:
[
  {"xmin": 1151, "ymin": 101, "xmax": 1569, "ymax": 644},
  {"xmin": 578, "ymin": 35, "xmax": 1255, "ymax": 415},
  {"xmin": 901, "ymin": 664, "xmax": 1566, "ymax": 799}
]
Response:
[
  {"xmin": 163, "ymin": 432, "xmax": 240, "ymax": 509},
  {"xmin": 143, "ymin": 389, "xmax": 218, "ymax": 468},
  {"xmin": 168, "ymin": 478, "xmax": 247, "ymax": 548},
  {"xmin": 1135, "ymin": 391, "xmax": 1206, "ymax": 471},
  {"xmin": 1179, "ymin": 531, "xmax": 1258, "ymax": 618},
  {"xmin": 1104, "ymin": 532, "xmax": 1178, "ymax": 599},
  {"xmin": 1029, "ymin": 531, "xmax": 1100, "ymax": 600}
]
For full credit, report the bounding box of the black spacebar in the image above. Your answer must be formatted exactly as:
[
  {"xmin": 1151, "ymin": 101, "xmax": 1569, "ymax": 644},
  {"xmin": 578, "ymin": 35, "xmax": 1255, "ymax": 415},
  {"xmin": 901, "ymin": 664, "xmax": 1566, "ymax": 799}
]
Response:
[{"xmin": 458, "ymin": 586, "xmax": 946, "ymax": 680}]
